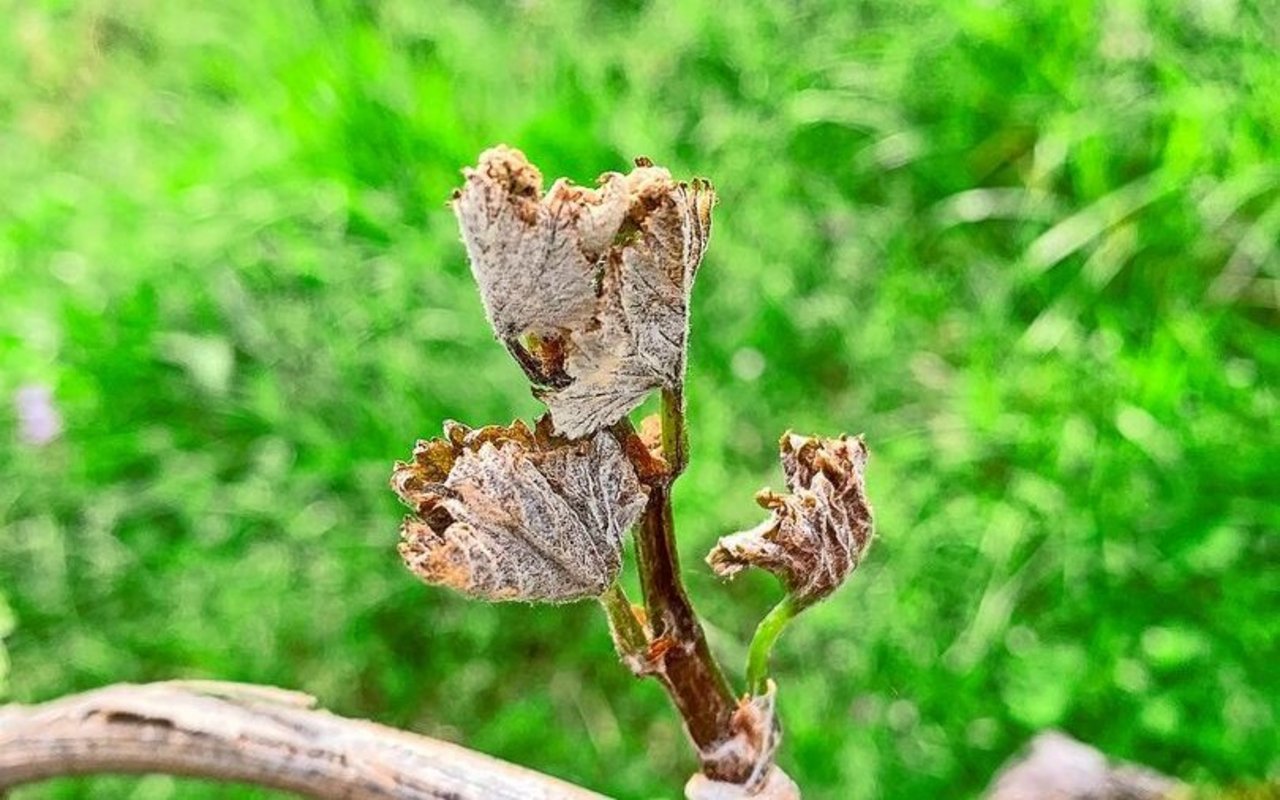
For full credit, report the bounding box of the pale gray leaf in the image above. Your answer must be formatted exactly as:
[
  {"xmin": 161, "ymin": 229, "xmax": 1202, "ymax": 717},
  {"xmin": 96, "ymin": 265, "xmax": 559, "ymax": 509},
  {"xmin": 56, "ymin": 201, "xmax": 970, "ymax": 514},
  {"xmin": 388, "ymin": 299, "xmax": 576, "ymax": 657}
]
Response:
[
  {"xmin": 391, "ymin": 419, "xmax": 647, "ymax": 603},
  {"xmin": 453, "ymin": 147, "xmax": 714, "ymax": 438}
]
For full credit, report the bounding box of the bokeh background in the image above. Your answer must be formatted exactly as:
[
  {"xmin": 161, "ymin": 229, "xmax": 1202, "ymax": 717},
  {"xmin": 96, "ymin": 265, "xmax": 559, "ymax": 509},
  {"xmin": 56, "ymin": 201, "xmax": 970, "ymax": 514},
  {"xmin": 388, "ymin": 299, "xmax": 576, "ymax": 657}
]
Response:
[{"xmin": 2, "ymin": 1, "xmax": 1277, "ymax": 798}]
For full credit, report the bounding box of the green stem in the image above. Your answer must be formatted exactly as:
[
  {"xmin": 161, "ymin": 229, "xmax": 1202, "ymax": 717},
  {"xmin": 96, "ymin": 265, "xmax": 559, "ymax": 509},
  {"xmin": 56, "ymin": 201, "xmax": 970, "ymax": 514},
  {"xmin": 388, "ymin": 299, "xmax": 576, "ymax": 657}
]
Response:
[
  {"xmin": 660, "ymin": 386, "xmax": 689, "ymax": 477},
  {"xmin": 746, "ymin": 596, "xmax": 798, "ymax": 695},
  {"xmin": 598, "ymin": 581, "xmax": 648, "ymax": 671}
]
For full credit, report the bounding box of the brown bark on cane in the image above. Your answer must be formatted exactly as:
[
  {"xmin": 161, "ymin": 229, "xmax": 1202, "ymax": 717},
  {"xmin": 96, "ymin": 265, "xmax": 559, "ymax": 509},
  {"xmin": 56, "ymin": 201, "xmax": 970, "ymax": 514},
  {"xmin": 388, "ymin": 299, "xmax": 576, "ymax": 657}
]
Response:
[{"xmin": 0, "ymin": 681, "xmax": 606, "ymax": 800}]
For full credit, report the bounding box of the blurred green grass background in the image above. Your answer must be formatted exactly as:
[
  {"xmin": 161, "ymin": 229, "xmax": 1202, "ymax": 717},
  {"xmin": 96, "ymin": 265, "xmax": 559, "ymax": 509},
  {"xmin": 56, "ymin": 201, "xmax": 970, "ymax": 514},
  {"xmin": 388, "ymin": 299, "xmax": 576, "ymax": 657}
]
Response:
[{"xmin": 1, "ymin": 1, "xmax": 1277, "ymax": 797}]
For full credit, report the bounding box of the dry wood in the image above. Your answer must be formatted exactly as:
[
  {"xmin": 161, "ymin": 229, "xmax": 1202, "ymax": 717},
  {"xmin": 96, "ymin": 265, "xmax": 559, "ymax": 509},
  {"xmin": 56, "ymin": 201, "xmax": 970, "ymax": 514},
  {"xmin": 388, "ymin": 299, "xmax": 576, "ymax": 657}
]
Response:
[
  {"xmin": 0, "ymin": 681, "xmax": 607, "ymax": 800},
  {"xmin": 983, "ymin": 730, "xmax": 1183, "ymax": 800}
]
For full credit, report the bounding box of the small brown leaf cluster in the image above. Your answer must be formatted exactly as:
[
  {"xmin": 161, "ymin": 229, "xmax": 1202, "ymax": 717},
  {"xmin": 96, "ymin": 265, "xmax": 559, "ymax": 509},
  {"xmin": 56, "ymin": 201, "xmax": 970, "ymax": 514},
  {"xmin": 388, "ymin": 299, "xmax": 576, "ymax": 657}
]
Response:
[
  {"xmin": 389, "ymin": 147, "xmax": 714, "ymax": 604},
  {"xmin": 391, "ymin": 419, "xmax": 647, "ymax": 603},
  {"xmin": 453, "ymin": 146, "xmax": 714, "ymax": 438},
  {"xmin": 707, "ymin": 433, "xmax": 874, "ymax": 608}
]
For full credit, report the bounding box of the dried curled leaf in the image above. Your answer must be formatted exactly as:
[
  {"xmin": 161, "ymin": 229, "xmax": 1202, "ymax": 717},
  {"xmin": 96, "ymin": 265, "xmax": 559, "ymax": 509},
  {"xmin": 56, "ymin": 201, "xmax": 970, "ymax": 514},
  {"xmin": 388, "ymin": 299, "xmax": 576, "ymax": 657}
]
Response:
[
  {"xmin": 707, "ymin": 433, "xmax": 874, "ymax": 608},
  {"xmin": 390, "ymin": 419, "xmax": 647, "ymax": 603},
  {"xmin": 453, "ymin": 145, "xmax": 714, "ymax": 438}
]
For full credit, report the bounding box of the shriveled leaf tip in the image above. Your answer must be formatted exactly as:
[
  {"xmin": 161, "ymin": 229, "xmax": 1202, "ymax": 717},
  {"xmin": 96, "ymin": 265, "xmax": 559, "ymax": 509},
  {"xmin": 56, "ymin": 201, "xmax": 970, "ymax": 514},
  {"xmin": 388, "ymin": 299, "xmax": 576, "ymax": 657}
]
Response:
[
  {"xmin": 453, "ymin": 145, "xmax": 715, "ymax": 438},
  {"xmin": 706, "ymin": 432, "xmax": 874, "ymax": 608},
  {"xmin": 391, "ymin": 418, "xmax": 647, "ymax": 603}
]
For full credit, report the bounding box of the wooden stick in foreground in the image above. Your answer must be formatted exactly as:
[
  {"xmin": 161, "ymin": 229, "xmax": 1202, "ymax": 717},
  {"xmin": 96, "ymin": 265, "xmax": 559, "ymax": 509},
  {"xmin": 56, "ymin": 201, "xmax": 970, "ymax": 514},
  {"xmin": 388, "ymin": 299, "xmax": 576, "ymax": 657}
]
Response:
[{"xmin": 0, "ymin": 681, "xmax": 606, "ymax": 800}]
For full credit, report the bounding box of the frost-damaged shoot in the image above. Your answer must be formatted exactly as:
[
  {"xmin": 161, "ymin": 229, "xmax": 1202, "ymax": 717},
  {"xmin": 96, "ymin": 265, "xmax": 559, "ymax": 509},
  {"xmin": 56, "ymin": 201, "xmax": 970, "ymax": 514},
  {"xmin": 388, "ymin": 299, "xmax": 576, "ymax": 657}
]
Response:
[{"xmin": 390, "ymin": 146, "xmax": 875, "ymax": 799}]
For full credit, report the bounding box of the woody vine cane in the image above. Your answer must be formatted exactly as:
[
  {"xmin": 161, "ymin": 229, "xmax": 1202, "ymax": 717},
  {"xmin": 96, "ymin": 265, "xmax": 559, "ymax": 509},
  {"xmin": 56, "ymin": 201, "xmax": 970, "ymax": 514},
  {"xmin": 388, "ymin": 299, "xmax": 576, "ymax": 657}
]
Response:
[{"xmin": 390, "ymin": 147, "xmax": 876, "ymax": 798}]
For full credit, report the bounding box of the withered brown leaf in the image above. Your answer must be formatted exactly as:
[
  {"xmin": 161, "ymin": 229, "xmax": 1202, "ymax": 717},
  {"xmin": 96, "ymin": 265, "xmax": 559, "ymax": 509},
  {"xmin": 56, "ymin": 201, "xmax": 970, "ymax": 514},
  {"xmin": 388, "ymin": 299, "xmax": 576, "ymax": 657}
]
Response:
[
  {"xmin": 706, "ymin": 433, "xmax": 874, "ymax": 608},
  {"xmin": 453, "ymin": 146, "xmax": 714, "ymax": 438},
  {"xmin": 391, "ymin": 419, "xmax": 647, "ymax": 603}
]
